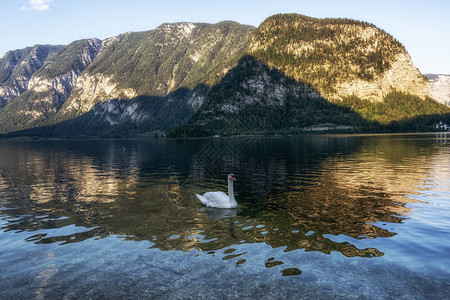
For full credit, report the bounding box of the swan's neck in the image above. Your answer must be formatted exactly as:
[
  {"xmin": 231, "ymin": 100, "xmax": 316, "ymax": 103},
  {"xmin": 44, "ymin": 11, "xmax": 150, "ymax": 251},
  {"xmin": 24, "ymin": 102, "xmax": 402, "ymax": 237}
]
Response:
[{"xmin": 228, "ymin": 179, "xmax": 235, "ymax": 201}]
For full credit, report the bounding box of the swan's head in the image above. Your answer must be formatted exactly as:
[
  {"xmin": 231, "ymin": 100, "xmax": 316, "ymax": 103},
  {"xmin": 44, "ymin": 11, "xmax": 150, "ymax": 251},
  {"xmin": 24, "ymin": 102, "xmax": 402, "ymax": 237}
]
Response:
[{"xmin": 228, "ymin": 174, "xmax": 237, "ymax": 182}]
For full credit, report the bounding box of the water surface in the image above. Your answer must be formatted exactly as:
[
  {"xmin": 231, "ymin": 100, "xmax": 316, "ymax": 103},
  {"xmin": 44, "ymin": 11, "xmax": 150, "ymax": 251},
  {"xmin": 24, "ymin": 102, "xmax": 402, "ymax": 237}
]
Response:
[{"xmin": 0, "ymin": 134, "xmax": 449, "ymax": 299}]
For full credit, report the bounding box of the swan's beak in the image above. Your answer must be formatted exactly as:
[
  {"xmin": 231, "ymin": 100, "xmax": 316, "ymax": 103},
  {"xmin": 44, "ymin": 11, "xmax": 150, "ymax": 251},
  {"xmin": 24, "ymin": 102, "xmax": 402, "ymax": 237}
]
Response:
[{"xmin": 232, "ymin": 176, "xmax": 237, "ymax": 181}]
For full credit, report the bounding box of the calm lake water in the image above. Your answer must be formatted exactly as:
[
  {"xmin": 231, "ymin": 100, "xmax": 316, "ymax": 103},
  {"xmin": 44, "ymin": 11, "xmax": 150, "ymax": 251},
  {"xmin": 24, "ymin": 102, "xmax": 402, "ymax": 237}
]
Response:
[{"xmin": 0, "ymin": 134, "xmax": 449, "ymax": 299}]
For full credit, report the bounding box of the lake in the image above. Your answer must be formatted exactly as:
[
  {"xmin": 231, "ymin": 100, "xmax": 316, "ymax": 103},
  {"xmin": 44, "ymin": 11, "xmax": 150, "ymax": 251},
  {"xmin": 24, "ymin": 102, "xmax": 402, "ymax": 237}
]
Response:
[{"xmin": 0, "ymin": 134, "xmax": 449, "ymax": 299}]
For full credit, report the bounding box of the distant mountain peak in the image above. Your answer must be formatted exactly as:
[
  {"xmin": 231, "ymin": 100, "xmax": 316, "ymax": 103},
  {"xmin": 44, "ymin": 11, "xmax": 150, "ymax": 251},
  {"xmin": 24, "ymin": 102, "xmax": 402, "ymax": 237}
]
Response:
[{"xmin": 426, "ymin": 74, "xmax": 450, "ymax": 107}]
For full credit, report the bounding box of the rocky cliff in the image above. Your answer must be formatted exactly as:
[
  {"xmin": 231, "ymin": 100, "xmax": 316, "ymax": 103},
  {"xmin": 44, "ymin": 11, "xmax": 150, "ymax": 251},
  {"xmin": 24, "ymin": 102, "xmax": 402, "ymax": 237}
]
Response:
[
  {"xmin": 0, "ymin": 39, "xmax": 101, "ymax": 132},
  {"xmin": 0, "ymin": 45, "xmax": 63, "ymax": 107},
  {"xmin": 426, "ymin": 74, "xmax": 450, "ymax": 107}
]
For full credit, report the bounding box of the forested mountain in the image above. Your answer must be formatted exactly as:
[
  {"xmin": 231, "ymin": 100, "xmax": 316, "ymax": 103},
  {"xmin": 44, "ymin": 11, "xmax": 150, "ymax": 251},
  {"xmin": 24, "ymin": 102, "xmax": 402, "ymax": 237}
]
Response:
[
  {"xmin": 249, "ymin": 14, "xmax": 430, "ymax": 102},
  {"xmin": 0, "ymin": 14, "xmax": 448, "ymax": 138}
]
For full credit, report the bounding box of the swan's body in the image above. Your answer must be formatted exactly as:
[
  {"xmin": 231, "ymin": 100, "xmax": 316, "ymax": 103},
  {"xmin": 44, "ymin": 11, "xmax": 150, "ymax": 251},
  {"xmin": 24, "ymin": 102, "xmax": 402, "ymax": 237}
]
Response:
[
  {"xmin": 197, "ymin": 192, "xmax": 237, "ymax": 208},
  {"xmin": 196, "ymin": 174, "xmax": 237, "ymax": 208}
]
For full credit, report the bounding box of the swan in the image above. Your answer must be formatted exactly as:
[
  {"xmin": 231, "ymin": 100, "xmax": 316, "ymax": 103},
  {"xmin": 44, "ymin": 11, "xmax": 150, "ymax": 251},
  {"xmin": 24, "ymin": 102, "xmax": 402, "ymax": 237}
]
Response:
[{"xmin": 196, "ymin": 174, "xmax": 237, "ymax": 208}]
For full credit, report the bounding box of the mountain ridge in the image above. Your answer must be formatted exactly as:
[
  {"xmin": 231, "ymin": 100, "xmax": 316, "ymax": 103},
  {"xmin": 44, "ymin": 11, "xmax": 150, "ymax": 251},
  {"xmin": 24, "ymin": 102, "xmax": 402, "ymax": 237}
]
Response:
[{"xmin": 0, "ymin": 13, "xmax": 448, "ymax": 137}]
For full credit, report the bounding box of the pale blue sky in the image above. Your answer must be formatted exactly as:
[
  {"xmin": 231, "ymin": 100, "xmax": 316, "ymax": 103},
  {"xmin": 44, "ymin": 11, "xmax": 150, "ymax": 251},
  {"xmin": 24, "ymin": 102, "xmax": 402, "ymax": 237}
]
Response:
[{"xmin": 1, "ymin": 0, "xmax": 449, "ymax": 74}]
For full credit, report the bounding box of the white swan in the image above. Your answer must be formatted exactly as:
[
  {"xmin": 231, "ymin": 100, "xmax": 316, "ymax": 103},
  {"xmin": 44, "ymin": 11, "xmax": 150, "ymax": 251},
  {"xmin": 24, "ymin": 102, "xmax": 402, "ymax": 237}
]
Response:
[{"xmin": 196, "ymin": 174, "xmax": 237, "ymax": 208}]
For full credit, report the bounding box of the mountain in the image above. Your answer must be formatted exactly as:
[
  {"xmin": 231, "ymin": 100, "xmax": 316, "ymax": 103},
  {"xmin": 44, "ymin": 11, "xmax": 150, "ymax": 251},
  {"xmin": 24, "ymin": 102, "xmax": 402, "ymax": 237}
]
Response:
[
  {"xmin": 56, "ymin": 22, "xmax": 255, "ymax": 121},
  {"xmin": 0, "ymin": 22, "xmax": 255, "ymax": 135},
  {"xmin": 0, "ymin": 39, "xmax": 101, "ymax": 133},
  {"xmin": 426, "ymin": 74, "xmax": 450, "ymax": 107},
  {"xmin": 0, "ymin": 14, "xmax": 449, "ymax": 137},
  {"xmin": 0, "ymin": 44, "xmax": 63, "ymax": 107},
  {"xmin": 249, "ymin": 14, "xmax": 430, "ymax": 102}
]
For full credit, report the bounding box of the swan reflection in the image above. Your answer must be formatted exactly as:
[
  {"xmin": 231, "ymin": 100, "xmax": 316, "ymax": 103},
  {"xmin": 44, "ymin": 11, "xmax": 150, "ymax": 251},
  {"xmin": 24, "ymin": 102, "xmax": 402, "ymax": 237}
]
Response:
[{"xmin": 199, "ymin": 207, "xmax": 237, "ymax": 220}]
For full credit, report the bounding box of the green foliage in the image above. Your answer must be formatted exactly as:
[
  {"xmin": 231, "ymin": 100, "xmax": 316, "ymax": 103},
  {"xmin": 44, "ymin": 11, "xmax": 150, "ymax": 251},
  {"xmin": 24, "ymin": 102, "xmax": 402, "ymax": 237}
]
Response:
[
  {"xmin": 383, "ymin": 113, "xmax": 450, "ymax": 132},
  {"xmin": 340, "ymin": 91, "xmax": 450, "ymax": 124},
  {"xmin": 166, "ymin": 125, "xmax": 211, "ymax": 138}
]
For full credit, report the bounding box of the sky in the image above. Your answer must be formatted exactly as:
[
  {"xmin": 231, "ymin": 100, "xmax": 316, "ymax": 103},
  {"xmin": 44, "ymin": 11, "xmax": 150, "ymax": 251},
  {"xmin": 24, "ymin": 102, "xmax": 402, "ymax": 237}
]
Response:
[{"xmin": 0, "ymin": 0, "xmax": 449, "ymax": 74}]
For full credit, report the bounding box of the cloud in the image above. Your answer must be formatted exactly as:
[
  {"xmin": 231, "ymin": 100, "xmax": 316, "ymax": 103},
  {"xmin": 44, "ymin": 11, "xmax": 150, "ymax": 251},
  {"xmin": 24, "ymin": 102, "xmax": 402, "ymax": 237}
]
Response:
[{"xmin": 23, "ymin": 0, "xmax": 53, "ymax": 11}]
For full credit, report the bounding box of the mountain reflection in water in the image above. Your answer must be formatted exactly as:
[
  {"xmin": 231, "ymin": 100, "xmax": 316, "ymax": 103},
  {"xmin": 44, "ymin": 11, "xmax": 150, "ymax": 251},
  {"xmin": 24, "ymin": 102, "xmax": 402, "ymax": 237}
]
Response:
[{"xmin": 0, "ymin": 135, "xmax": 447, "ymax": 267}]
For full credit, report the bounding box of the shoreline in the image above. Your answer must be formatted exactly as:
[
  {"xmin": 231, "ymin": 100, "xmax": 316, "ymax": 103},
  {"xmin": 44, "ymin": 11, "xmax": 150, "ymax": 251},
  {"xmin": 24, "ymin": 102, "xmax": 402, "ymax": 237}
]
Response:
[{"xmin": 1, "ymin": 131, "xmax": 448, "ymax": 142}]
